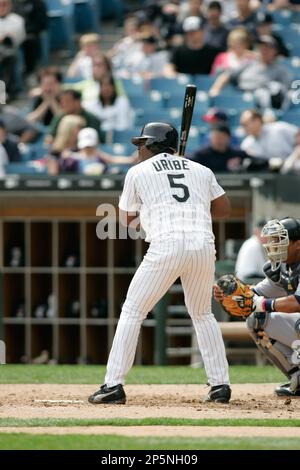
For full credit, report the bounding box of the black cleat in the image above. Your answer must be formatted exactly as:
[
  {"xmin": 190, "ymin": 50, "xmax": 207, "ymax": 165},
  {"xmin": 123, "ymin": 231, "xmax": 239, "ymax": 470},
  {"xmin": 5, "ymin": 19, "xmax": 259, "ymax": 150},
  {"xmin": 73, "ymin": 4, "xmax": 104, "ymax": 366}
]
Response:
[
  {"xmin": 88, "ymin": 384, "xmax": 126, "ymax": 404},
  {"xmin": 204, "ymin": 384, "xmax": 231, "ymax": 403},
  {"xmin": 275, "ymin": 382, "xmax": 300, "ymax": 397}
]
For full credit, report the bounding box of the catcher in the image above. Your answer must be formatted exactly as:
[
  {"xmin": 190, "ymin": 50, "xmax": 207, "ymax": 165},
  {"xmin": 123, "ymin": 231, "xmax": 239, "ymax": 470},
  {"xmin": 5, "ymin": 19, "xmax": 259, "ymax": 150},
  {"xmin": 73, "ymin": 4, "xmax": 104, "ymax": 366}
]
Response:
[{"xmin": 214, "ymin": 217, "xmax": 300, "ymax": 397}]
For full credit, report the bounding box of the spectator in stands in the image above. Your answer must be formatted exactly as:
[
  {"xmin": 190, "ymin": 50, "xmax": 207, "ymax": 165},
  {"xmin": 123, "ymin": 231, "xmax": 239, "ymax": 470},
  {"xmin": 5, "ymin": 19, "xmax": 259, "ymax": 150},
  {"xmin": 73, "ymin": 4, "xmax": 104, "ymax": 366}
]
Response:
[
  {"xmin": 28, "ymin": 67, "xmax": 62, "ymax": 126},
  {"xmin": 134, "ymin": 1, "xmax": 181, "ymax": 43},
  {"xmin": 48, "ymin": 127, "xmax": 137, "ymax": 175},
  {"xmin": 212, "ymin": 0, "xmax": 262, "ymax": 21},
  {"xmin": 204, "ymin": 1, "xmax": 228, "ymax": 51},
  {"xmin": 0, "ymin": 104, "xmax": 38, "ymax": 142},
  {"xmin": 70, "ymin": 53, "xmax": 113, "ymax": 104},
  {"xmin": 235, "ymin": 219, "xmax": 268, "ymax": 281},
  {"xmin": 108, "ymin": 15, "xmax": 141, "ymax": 67},
  {"xmin": 50, "ymin": 115, "xmax": 86, "ymax": 158},
  {"xmin": 110, "ymin": 17, "xmax": 145, "ymax": 76},
  {"xmin": 159, "ymin": 1, "xmax": 184, "ymax": 41},
  {"xmin": 164, "ymin": 16, "xmax": 220, "ymax": 76},
  {"xmin": 67, "ymin": 33, "xmax": 102, "ymax": 80},
  {"xmin": 176, "ymin": 0, "xmax": 205, "ymax": 23},
  {"xmin": 133, "ymin": 10, "xmax": 162, "ymax": 40},
  {"xmin": 47, "ymin": 90, "xmax": 104, "ymax": 144},
  {"xmin": 211, "ymin": 27, "xmax": 255, "ymax": 75},
  {"xmin": 0, "ymin": 118, "xmax": 21, "ymax": 162},
  {"xmin": 83, "ymin": 75, "xmax": 134, "ymax": 132},
  {"xmin": 254, "ymin": 10, "xmax": 289, "ymax": 57},
  {"xmin": 240, "ymin": 109, "xmax": 300, "ymax": 165},
  {"xmin": 119, "ymin": 34, "xmax": 169, "ymax": 78},
  {"xmin": 13, "ymin": 0, "xmax": 48, "ymax": 75},
  {"xmin": 209, "ymin": 35, "xmax": 292, "ymax": 110},
  {"xmin": 189, "ymin": 123, "xmax": 263, "ymax": 172},
  {"xmin": 211, "ymin": 0, "xmax": 234, "ymax": 21},
  {"xmin": 201, "ymin": 108, "xmax": 242, "ymax": 146},
  {"xmin": 0, "ymin": 0, "xmax": 25, "ymax": 97},
  {"xmin": 226, "ymin": 0, "xmax": 258, "ymax": 33},
  {"xmin": 280, "ymin": 146, "xmax": 300, "ymax": 174}
]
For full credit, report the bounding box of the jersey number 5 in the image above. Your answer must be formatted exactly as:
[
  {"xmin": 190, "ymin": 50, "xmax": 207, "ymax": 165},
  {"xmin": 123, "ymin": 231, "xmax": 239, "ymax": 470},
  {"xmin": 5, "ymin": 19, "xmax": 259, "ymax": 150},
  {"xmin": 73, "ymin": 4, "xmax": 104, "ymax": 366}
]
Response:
[{"xmin": 167, "ymin": 174, "xmax": 190, "ymax": 203}]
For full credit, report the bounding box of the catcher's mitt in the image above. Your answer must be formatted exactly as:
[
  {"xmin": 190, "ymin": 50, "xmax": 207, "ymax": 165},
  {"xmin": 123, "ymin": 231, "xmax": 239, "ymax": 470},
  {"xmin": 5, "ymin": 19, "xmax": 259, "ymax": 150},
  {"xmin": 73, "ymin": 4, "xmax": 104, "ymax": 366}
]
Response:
[{"xmin": 216, "ymin": 274, "xmax": 254, "ymax": 318}]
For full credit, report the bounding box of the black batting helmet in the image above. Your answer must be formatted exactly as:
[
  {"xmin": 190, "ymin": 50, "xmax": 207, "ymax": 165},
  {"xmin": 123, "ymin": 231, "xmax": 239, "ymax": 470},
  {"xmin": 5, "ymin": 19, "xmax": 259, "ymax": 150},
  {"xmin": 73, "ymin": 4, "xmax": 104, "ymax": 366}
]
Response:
[
  {"xmin": 280, "ymin": 217, "xmax": 300, "ymax": 241},
  {"xmin": 131, "ymin": 122, "xmax": 178, "ymax": 154}
]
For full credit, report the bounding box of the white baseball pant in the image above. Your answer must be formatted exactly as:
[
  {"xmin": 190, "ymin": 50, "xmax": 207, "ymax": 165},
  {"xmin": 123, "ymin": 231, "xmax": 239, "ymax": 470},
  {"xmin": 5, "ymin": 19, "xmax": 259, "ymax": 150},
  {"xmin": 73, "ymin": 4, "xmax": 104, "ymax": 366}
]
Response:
[{"xmin": 105, "ymin": 238, "xmax": 230, "ymax": 387}]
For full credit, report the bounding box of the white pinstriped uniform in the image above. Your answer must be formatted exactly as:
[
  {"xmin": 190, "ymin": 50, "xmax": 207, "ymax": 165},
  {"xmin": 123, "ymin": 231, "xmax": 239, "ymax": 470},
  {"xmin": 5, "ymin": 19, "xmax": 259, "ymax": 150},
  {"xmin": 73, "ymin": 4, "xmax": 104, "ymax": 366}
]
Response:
[{"xmin": 105, "ymin": 153, "xmax": 230, "ymax": 387}]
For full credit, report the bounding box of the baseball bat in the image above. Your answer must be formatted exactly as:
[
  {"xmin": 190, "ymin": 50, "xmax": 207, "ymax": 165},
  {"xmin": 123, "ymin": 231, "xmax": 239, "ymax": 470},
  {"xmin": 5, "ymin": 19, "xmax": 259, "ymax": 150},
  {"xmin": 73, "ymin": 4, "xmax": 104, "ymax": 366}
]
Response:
[{"xmin": 178, "ymin": 84, "xmax": 197, "ymax": 157}]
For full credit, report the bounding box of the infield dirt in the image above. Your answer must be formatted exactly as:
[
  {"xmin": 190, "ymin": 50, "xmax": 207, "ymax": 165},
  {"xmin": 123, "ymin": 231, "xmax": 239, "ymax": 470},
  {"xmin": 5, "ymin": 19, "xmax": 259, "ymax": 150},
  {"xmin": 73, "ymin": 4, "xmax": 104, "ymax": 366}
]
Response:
[{"xmin": 0, "ymin": 384, "xmax": 299, "ymax": 423}]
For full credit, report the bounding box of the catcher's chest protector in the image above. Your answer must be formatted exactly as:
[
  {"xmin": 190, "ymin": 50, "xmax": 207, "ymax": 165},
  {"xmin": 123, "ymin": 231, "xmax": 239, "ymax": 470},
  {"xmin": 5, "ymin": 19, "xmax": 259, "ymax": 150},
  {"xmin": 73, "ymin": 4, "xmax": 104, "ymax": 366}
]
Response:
[{"xmin": 278, "ymin": 264, "xmax": 300, "ymax": 294}]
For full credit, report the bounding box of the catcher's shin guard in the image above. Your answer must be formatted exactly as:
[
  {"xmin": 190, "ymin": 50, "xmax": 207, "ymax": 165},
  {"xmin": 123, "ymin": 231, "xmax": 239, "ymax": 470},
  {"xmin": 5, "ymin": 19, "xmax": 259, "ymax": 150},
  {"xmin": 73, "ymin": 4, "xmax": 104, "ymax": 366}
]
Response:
[
  {"xmin": 290, "ymin": 370, "xmax": 300, "ymax": 393},
  {"xmin": 246, "ymin": 314, "xmax": 299, "ymax": 379}
]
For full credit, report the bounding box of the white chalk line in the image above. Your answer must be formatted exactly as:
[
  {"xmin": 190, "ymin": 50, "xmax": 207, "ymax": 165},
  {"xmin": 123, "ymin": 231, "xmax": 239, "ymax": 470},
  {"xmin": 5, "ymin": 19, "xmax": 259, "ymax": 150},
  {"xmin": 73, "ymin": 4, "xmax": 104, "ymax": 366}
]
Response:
[{"xmin": 34, "ymin": 399, "xmax": 85, "ymax": 404}]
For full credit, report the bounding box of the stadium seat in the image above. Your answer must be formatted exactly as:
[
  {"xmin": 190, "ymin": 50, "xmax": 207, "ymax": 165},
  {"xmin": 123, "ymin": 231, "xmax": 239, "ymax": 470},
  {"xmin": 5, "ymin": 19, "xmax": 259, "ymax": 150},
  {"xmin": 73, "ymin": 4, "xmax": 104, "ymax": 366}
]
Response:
[
  {"xmin": 272, "ymin": 9, "xmax": 293, "ymax": 25},
  {"xmin": 277, "ymin": 57, "xmax": 298, "ymax": 79},
  {"xmin": 18, "ymin": 144, "xmax": 35, "ymax": 162},
  {"xmin": 6, "ymin": 162, "xmax": 47, "ymax": 175},
  {"xmin": 39, "ymin": 30, "xmax": 50, "ymax": 66},
  {"xmin": 121, "ymin": 77, "xmax": 145, "ymax": 96},
  {"xmin": 63, "ymin": 76, "xmax": 84, "ymax": 84},
  {"xmin": 150, "ymin": 77, "xmax": 184, "ymax": 95},
  {"xmin": 128, "ymin": 94, "xmax": 163, "ymax": 113},
  {"xmin": 112, "ymin": 129, "xmax": 140, "ymax": 144},
  {"xmin": 280, "ymin": 111, "xmax": 300, "ymax": 126},
  {"xmin": 74, "ymin": 0, "xmax": 100, "ymax": 33},
  {"xmin": 99, "ymin": 0, "xmax": 124, "ymax": 25},
  {"xmin": 185, "ymin": 135, "xmax": 201, "ymax": 153},
  {"xmin": 227, "ymin": 110, "xmax": 242, "ymax": 127},
  {"xmin": 212, "ymin": 92, "xmax": 255, "ymax": 112},
  {"xmin": 135, "ymin": 109, "xmax": 182, "ymax": 128},
  {"xmin": 32, "ymin": 143, "xmax": 51, "ymax": 160},
  {"xmin": 193, "ymin": 75, "xmax": 216, "ymax": 92},
  {"xmin": 45, "ymin": 0, "xmax": 74, "ymax": 53},
  {"xmin": 231, "ymin": 127, "xmax": 244, "ymax": 145},
  {"xmin": 166, "ymin": 93, "xmax": 209, "ymax": 113},
  {"xmin": 291, "ymin": 47, "xmax": 300, "ymax": 58},
  {"xmin": 14, "ymin": 49, "xmax": 25, "ymax": 93},
  {"xmin": 278, "ymin": 30, "xmax": 300, "ymax": 53},
  {"xmin": 198, "ymin": 122, "xmax": 211, "ymax": 135},
  {"xmin": 100, "ymin": 143, "xmax": 134, "ymax": 155}
]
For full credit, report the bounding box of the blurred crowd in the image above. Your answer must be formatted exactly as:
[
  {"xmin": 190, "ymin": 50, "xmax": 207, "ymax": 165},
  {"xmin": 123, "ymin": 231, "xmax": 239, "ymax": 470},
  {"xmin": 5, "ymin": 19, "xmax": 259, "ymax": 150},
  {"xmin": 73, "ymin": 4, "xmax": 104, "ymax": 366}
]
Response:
[{"xmin": 1, "ymin": 0, "xmax": 300, "ymax": 176}]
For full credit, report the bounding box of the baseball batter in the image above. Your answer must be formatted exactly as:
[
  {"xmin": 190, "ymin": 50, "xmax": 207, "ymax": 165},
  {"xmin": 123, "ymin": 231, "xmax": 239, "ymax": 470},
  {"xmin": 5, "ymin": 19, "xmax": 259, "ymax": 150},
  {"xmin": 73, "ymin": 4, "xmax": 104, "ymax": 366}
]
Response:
[{"xmin": 89, "ymin": 122, "xmax": 232, "ymax": 405}]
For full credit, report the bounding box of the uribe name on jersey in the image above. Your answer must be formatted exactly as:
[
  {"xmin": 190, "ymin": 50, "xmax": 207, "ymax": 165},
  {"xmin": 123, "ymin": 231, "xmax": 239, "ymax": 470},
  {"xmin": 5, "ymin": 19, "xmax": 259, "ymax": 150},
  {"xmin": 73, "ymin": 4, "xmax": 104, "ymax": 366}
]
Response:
[{"xmin": 152, "ymin": 158, "xmax": 190, "ymax": 172}]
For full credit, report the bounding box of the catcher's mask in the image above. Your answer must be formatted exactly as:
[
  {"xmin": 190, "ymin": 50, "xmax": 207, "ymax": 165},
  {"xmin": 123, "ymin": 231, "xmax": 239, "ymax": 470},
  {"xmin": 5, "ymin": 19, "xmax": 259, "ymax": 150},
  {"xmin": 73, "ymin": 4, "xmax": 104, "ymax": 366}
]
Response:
[
  {"xmin": 131, "ymin": 122, "xmax": 178, "ymax": 154},
  {"xmin": 262, "ymin": 219, "xmax": 289, "ymax": 270}
]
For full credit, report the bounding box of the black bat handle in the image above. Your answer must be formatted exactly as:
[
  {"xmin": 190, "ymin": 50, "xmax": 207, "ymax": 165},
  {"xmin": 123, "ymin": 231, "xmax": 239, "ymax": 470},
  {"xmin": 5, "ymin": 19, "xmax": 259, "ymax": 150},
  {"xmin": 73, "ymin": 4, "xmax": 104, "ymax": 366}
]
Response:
[{"xmin": 179, "ymin": 84, "xmax": 197, "ymax": 156}]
